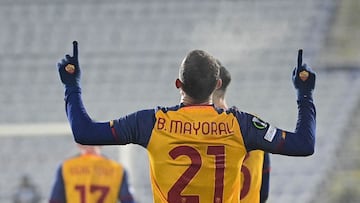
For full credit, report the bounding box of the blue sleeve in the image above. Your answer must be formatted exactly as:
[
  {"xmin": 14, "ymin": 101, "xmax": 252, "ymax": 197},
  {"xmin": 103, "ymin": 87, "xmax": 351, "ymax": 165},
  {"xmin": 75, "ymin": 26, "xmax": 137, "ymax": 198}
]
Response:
[
  {"xmin": 65, "ymin": 88, "xmax": 155, "ymax": 146},
  {"xmin": 118, "ymin": 170, "xmax": 136, "ymax": 203},
  {"xmin": 49, "ymin": 165, "xmax": 66, "ymax": 203},
  {"xmin": 260, "ymin": 153, "xmax": 270, "ymax": 203},
  {"xmin": 112, "ymin": 109, "xmax": 156, "ymax": 148},
  {"xmin": 238, "ymin": 98, "xmax": 316, "ymax": 156},
  {"xmin": 65, "ymin": 88, "xmax": 118, "ymax": 145}
]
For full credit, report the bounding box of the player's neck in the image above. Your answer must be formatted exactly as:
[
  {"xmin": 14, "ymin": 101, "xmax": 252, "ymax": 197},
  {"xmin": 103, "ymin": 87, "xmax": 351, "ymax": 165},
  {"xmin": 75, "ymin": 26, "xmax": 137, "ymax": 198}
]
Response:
[
  {"xmin": 214, "ymin": 98, "xmax": 228, "ymax": 110},
  {"xmin": 80, "ymin": 148, "xmax": 101, "ymax": 156},
  {"xmin": 181, "ymin": 95, "xmax": 213, "ymax": 106}
]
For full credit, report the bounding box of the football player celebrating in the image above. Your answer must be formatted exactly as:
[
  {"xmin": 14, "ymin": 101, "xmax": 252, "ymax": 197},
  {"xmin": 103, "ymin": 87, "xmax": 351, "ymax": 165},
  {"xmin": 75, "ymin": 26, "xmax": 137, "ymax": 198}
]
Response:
[{"xmin": 57, "ymin": 41, "xmax": 315, "ymax": 203}]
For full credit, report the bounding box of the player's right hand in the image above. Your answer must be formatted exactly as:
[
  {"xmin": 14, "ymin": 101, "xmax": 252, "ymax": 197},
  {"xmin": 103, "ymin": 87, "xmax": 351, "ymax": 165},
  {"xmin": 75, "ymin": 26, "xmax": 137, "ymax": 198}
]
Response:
[
  {"xmin": 57, "ymin": 41, "xmax": 81, "ymax": 87},
  {"xmin": 292, "ymin": 49, "xmax": 316, "ymax": 99}
]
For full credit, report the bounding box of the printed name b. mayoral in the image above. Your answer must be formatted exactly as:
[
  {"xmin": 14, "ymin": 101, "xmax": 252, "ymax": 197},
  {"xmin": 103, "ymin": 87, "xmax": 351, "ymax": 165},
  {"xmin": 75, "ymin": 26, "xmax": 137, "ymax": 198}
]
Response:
[{"xmin": 156, "ymin": 117, "xmax": 234, "ymax": 136}]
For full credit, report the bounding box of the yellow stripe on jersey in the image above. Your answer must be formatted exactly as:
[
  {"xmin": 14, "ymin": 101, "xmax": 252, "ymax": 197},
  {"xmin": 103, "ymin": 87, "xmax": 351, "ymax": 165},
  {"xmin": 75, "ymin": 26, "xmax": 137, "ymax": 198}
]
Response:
[
  {"xmin": 282, "ymin": 130, "xmax": 287, "ymax": 139},
  {"xmin": 62, "ymin": 155, "xmax": 123, "ymax": 203},
  {"xmin": 240, "ymin": 150, "xmax": 265, "ymax": 203},
  {"xmin": 147, "ymin": 106, "xmax": 247, "ymax": 203}
]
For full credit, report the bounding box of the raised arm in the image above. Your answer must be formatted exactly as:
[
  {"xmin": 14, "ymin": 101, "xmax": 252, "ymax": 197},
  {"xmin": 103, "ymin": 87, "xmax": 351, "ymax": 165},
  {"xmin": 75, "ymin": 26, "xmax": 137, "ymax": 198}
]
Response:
[
  {"xmin": 57, "ymin": 41, "xmax": 117, "ymax": 145},
  {"xmin": 280, "ymin": 49, "xmax": 316, "ymax": 155},
  {"xmin": 242, "ymin": 49, "xmax": 316, "ymax": 156}
]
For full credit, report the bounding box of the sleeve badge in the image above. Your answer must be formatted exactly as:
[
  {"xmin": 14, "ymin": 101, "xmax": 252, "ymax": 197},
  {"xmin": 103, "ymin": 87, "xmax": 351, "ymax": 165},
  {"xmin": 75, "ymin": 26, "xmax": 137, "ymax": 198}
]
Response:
[{"xmin": 252, "ymin": 116, "xmax": 268, "ymax": 130}]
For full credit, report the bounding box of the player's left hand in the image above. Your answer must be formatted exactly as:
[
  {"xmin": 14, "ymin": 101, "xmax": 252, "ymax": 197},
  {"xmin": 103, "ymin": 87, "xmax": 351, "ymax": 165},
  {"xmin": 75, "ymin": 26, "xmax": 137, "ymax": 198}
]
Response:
[
  {"xmin": 57, "ymin": 41, "xmax": 81, "ymax": 88},
  {"xmin": 292, "ymin": 49, "xmax": 316, "ymax": 99}
]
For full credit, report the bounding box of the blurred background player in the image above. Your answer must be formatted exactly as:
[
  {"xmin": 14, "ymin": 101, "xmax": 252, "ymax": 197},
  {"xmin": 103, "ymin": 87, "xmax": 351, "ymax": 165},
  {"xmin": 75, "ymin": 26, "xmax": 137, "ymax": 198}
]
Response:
[
  {"xmin": 57, "ymin": 42, "xmax": 316, "ymax": 202},
  {"xmin": 213, "ymin": 62, "xmax": 270, "ymax": 203},
  {"xmin": 13, "ymin": 174, "xmax": 41, "ymax": 203},
  {"xmin": 49, "ymin": 144, "xmax": 135, "ymax": 203}
]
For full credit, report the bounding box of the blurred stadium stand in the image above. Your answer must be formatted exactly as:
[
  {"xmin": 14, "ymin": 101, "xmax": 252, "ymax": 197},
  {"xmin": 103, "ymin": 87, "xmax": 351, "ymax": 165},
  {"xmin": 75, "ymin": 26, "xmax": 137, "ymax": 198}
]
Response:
[{"xmin": 1, "ymin": 0, "xmax": 359, "ymax": 202}]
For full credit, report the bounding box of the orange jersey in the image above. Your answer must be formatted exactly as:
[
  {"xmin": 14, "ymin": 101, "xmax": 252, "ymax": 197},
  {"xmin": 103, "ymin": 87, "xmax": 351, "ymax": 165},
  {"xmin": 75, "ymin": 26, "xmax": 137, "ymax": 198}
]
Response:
[
  {"xmin": 62, "ymin": 155, "xmax": 124, "ymax": 203},
  {"xmin": 240, "ymin": 150, "xmax": 265, "ymax": 203},
  {"xmin": 147, "ymin": 105, "xmax": 246, "ymax": 203}
]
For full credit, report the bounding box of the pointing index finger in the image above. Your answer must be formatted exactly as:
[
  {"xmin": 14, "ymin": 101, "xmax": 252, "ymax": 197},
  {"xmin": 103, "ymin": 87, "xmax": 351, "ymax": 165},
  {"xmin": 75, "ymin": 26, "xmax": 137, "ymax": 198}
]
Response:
[
  {"xmin": 297, "ymin": 49, "xmax": 309, "ymax": 81},
  {"xmin": 297, "ymin": 49, "xmax": 303, "ymax": 69},
  {"xmin": 72, "ymin": 41, "xmax": 78, "ymax": 58}
]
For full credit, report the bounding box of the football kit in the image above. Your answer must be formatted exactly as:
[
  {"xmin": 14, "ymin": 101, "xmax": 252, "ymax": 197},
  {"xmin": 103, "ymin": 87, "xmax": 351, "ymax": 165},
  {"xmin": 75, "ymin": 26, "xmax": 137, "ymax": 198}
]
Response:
[
  {"xmin": 49, "ymin": 154, "xmax": 135, "ymax": 203},
  {"xmin": 64, "ymin": 90, "xmax": 315, "ymax": 203}
]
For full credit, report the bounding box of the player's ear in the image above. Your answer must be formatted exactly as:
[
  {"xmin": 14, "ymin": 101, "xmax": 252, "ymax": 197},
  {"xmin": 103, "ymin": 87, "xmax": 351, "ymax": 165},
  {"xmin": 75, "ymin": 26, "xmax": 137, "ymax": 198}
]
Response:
[
  {"xmin": 175, "ymin": 78, "xmax": 183, "ymax": 89},
  {"xmin": 215, "ymin": 79, "xmax": 222, "ymax": 90}
]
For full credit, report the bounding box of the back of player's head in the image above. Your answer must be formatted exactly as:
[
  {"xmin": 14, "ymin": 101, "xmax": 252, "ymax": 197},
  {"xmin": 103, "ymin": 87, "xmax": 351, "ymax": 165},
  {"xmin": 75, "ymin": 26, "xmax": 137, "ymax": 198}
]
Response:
[
  {"xmin": 179, "ymin": 50, "xmax": 220, "ymax": 102},
  {"xmin": 218, "ymin": 61, "xmax": 231, "ymax": 92},
  {"xmin": 213, "ymin": 60, "xmax": 231, "ymax": 100}
]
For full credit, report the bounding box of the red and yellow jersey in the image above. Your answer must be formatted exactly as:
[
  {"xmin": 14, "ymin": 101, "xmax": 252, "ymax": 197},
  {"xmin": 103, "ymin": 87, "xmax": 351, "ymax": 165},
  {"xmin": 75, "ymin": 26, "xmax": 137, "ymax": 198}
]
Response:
[
  {"xmin": 147, "ymin": 105, "xmax": 246, "ymax": 203},
  {"xmin": 62, "ymin": 154, "xmax": 124, "ymax": 203},
  {"xmin": 66, "ymin": 93, "xmax": 316, "ymax": 203},
  {"xmin": 240, "ymin": 150, "xmax": 264, "ymax": 203}
]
